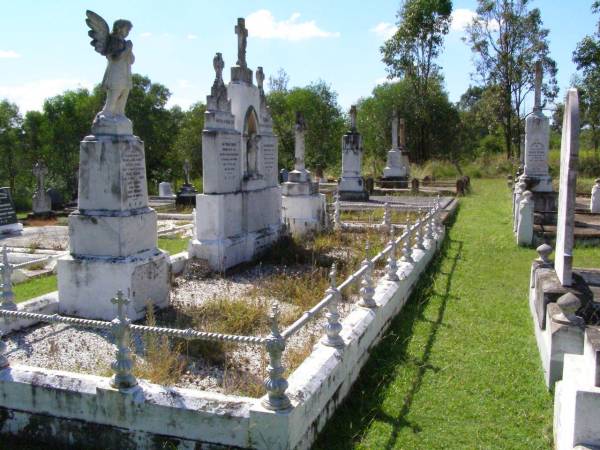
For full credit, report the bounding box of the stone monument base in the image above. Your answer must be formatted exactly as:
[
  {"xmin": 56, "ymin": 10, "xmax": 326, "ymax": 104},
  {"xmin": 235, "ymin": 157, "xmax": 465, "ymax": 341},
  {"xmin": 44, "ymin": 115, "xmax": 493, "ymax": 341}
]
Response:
[
  {"xmin": 189, "ymin": 187, "xmax": 282, "ymax": 271},
  {"xmin": 379, "ymin": 176, "xmax": 409, "ymax": 189},
  {"xmin": 188, "ymin": 224, "xmax": 280, "ymax": 271},
  {"xmin": 57, "ymin": 249, "xmax": 170, "ymax": 321},
  {"xmin": 282, "ymin": 193, "xmax": 327, "ymax": 236},
  {"xmin": 0, "ymin": 223, "xmax": 23, "ymax": 235},
  {"xmin": 532, "ymin": 191, "xmax": 558, "ymax": 225},
  {"xmin": 338, "ymin": 177, "xmax": 369, "ymax": 201},
  {"xmin": 176, "ymin": 184, "xmax": 198, "ymax": 207}
]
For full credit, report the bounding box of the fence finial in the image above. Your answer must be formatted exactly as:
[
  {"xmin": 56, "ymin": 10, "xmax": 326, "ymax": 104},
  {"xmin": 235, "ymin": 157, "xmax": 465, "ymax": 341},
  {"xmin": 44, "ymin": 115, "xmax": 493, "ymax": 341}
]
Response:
[
  {"xmin": 262, "ymin": 302, "xmax": 291, "ymax": 410},
  {"xmin": 402, "ymin": 218, "xmax": 414, "ymax": 265},
  {"xmin": 386, "ymin": 229, "xmax": 399, "ymax": 281},
  {"xmin": 110, "ymin": 290, "xmax": 137, "ymax": 390},
  {"xmin": 0, "ymin": 246, "xmax": 16, "ymax": 311},
  {"xmin": 323, "ymin": 263, "xmax": 344, "ymax": 348},
  {"xmin": 358, "ymin": 242, "xmax": 377, "ymax": 308}
]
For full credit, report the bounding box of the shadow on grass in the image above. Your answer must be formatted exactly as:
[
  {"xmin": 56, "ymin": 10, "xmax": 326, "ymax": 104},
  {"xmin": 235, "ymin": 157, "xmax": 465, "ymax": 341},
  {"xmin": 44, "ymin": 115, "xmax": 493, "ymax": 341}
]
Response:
[{"xmin": 313, "ymin": 223, "xmax": 463, "ymax": 449}]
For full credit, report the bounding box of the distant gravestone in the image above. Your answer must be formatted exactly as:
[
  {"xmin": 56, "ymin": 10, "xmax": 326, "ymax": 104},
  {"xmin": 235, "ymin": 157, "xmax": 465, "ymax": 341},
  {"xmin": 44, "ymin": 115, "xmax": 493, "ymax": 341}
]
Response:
[
  {"xmin": 0, "ymin": 187, "xmax": 23, "ymax": 235},
  {"xmin": 591, "ymin": 178, "xmax": 600, "ymax": 214},
  {"xmin": 555, "ymin": 88, "xmax": 580, "ymax": 287},
  {"xmin": 32, "ymin": 161, "xmax": 52, "ymax": 216},
  {"xmin": 158, "ymin": 182, "xmax": 175, "ymax": 198},
  {"xmin": 338, "ymin": 105, "xmax": 369, "ymax": 201}
]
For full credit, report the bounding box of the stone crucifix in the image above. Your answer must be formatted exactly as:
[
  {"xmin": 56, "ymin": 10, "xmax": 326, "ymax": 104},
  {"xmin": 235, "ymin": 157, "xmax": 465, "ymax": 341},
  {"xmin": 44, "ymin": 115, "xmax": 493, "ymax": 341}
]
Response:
[
  {"xmin": 33, "ymin": 161, "xmax": 48, "ymax": 194},
  {"xmin": 534, "ymin": 60, "xmax": 543, "ymax": 114},
  {"xmin": 391, "ymin": 111, "xmax": 399, "ymax": 149},
  {"xmin": 183, "ymin": 160, "xmax": 191, "ymax": 185},
  {"xmin": 294, "ymin": 111, "xmax": 307, "ymax": 173},
  {"xmin": 235, "ymin": 18, "xmax": 248, "ymax": 68},
  {"xmin": 350, "ymin": 105, "xmax": 357, "ymax": 131}
]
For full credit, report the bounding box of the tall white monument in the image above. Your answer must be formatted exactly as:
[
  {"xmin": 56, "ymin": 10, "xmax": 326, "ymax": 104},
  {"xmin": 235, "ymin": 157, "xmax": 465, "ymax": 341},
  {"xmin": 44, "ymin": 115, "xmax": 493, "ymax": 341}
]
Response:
[
  {"xmin": 57, "ymin": 11, "xmax": 170, "ymax": 320},
  {"xmin": 555, "ymin": 88, "xmax": 580, "ymax": 287},
  {"xmin": 382, "ymin": 111, "xmax": 410, "ymax": 188},
  {"xmin": 339, "ymin": 106, "xmax": 369, "ymax": 201},
  {"xmin": 522, "ymin": 61, "xmax": 557, "ymax": 223},
  {"xmin": 281, "ymin": 112, "xmax": 327, "ymax": 235},
  {"xmin": 188, "ymin": 20, "xmax": 281, "ymax": 270}
]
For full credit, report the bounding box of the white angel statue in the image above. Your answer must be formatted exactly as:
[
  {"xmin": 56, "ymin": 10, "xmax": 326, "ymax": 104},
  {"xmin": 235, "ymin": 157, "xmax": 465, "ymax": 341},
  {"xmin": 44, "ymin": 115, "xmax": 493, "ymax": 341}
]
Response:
[{"xmin": 85, "ymin": 10, "xmax": 134, "ymax": 124}]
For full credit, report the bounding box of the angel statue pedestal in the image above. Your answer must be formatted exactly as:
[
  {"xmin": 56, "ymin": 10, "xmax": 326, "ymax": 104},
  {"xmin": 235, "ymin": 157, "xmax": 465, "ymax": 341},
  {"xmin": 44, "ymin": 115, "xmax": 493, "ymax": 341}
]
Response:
[{"xmin": 57, "ymin": 11, "xmax": 170, "ymax": 320}]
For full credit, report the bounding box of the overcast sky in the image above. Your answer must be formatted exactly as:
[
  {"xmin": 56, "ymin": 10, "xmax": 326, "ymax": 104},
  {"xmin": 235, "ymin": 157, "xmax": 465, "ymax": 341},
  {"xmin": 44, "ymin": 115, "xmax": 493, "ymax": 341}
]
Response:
[{"xmin": 0, "ymin": 0, "xmax": 596, "ymax": 113}]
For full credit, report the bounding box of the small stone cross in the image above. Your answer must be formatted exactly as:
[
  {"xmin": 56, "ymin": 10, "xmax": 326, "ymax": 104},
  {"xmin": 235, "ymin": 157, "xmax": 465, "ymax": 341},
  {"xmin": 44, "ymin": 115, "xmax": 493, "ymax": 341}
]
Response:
[
  {"xmin": 111, "ymin": 290, "xmax": 130, "ymax": 321},
  {"xmin": 235, "ymin": 18, "xmax": 248, "ymax": 67}
]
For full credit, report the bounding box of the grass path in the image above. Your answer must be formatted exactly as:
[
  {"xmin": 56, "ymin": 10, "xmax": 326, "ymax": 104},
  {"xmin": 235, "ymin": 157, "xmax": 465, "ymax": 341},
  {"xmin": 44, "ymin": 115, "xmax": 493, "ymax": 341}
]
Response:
[{"xmin": 315, "ymin": 178, "xmax": 598, "ymax": 449}]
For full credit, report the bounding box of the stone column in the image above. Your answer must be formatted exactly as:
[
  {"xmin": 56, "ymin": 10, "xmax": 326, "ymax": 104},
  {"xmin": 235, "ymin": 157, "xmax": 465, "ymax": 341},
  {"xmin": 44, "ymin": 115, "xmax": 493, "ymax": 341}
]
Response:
[
  {"xmin": 288, "ymin": 112, "xmax": 309, "ymax": 183},
  {"xmin": 517, "ymin": 191, "xmax": 534, "ymax": 246}
]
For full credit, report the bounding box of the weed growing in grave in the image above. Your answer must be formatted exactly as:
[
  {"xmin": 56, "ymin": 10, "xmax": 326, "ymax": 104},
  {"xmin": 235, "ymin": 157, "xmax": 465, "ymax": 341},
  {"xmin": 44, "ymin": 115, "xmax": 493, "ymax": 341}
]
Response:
[{"xmin": 133, "ymin": 305, "xmax": 186, "ymax": 385}]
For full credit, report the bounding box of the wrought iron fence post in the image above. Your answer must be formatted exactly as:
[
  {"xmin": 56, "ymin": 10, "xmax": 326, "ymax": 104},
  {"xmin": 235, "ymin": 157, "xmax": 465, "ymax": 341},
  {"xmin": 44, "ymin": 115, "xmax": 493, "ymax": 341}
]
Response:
[
  {"xmin": 110, "ymin": 290, "xmax": 138, "ymax": 390},
  {"xmin": 358, "ymin": 241, "xmax": 377, "ymax": 308},
  {"xmin": 262, "ymin": 303, "xmax": 291, "ymax": 411},
  {"xmin": 0, "ymin": 246, "xmax": 17, "ymax": 311},
  {"xmin": 386, "ymin": 230, "xmax": 399, "ymax": 282},
  {"xmin": 322, "ymin": 264, "xmax": 344, "ymax": 348}
]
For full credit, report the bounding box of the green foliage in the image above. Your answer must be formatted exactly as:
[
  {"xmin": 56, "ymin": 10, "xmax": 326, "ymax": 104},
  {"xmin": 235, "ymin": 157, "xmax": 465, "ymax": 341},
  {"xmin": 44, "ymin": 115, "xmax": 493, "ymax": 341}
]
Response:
[
  {"xmin": 267, "ymin": 80, "xmax": 345, "ymax": 171},
  {"xmin": 465, "ymin": 0, "xmax": 558, "ymax": 159},
  {"xmin": 358, "ymin": 78, "xmax": 459, "ymax": 175},
  {"xmin": 157, "ymin": 236, "xmax": 188, "ymax": 255},
  {"xmin": 380, "ymin": 0, "xmax": 453, "ymax": 162}
]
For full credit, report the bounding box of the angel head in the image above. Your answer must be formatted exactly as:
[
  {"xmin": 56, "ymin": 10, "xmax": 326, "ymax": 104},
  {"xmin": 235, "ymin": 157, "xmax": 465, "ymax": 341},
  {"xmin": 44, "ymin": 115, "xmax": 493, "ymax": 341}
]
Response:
[{"xmin": 112, "ymin": 19, "xmax": 132, "ymax": 38}]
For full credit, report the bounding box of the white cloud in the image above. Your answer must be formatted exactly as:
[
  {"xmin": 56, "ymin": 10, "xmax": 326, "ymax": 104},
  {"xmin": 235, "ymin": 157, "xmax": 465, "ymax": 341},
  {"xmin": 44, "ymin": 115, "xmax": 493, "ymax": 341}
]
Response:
[
  {"xmin": 374, "ymin": 76, "xmax": 400, "ymax": 85},
  {"xmin": 0, "ymin": 78, "xmax": 93, "ymax": 112},
  {"xmin": 246, "ymin": 10, "xmax": 340, "ymax": 41},
  {"xmin": 0, "ymin": 50, "xmax": 20, "ymax": 59},
  {"xmin": 451, "ymin": 8, "xmax": 499, "ymax": 32},
  {"xmin": 140, "ymin": 32, "xmax": 152, "ymax": 38},
  {"xmin": 451, "ymin": 8, "xmax": 477, "ymax": 31},
  {"xmin": 187, "ymin": 33, "xmax": 198, "ymax": 40},
  {"xmin": 371, "ymin": 22, "xmax": 397, "ymax": 40}
]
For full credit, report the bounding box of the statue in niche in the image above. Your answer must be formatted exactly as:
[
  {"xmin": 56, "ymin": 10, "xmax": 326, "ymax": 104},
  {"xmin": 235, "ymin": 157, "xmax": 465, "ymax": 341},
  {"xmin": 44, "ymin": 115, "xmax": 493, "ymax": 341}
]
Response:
[
  {"xmin": 85, "ymin": 10, "xmax": 134, "ymax": 121},
  {"xmin": 246, "ymin": 134, "xmax": 261, "ymax": 178}
]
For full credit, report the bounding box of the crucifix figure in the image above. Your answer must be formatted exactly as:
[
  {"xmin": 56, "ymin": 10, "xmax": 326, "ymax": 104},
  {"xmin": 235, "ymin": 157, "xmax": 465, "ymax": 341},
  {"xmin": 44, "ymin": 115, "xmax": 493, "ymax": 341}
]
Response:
[
  {"xmin": 183, "ymin": 160, "xmax": 191, "ymax": 185},
  {"xmin": 349, "ymin": 105, "xmax": 357, "ymax": 131},
  {"xmin": 235, "ymin": 18, "xmax": 248, "ymax": 68},
  {"xmin": 534, "ymin": 60, "xmax": 542, "ymax": 113},
  {"xmin": 33, "ymin": 161, "xmax": 48, "ymax": 194}
]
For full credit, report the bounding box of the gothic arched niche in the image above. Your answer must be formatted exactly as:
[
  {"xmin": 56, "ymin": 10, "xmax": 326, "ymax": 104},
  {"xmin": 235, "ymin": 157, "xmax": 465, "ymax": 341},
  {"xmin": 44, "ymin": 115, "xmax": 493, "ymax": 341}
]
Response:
[{"xmin": 244, "ymin": 107, "xmax": 260, "ymax": 178}]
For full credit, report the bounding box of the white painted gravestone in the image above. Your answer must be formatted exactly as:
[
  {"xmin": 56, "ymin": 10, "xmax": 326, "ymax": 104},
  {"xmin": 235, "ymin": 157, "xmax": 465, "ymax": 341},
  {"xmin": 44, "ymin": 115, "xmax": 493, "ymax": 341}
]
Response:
[
  {"xmin": 32, "ymin": 161, "xmax": 52, "ymax": 216},
  {"xmin": 189, "ymin": 23, "xmax": 281, "ymax": 270},
  {"xmin": 0, "ymin": 187, "xmax": 23, "ymax": 235},
  {"xmin": 57, "ymin": 11, "xmax": 169, "ymax": 320},
  {"xmin": 591, "ymin": 178, "xmax": 600, "ymax": 213},
  {"xmin": 555, "ymin": 88, "xmax": 580, "ymax": 287},
  {"xmin": 339, "ymin": 106, "xmax": 369, "ymax": 201},
  {"xmin": 382, "ymin": 111, "xmax": 410, "ymax": 187},
  {"xmin": 281, "ymin": 112, "xmax": 327, "ymax": 235},
  {"xmin": 158, "ymin": 182, "xmax": 175, "ymax": 198}
]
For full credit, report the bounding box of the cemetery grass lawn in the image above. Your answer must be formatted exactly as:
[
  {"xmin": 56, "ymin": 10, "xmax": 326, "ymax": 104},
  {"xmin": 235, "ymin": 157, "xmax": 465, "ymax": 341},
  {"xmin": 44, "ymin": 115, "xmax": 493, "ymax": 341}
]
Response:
[
  {"xmin": 158, "ymin": 236, "xmax": 188, "ymax": 254},
  {"xmin": 315, "ymin": 178, "xmax": 563, "ymax": 450},
  {"xmin": 14, "ymin": 274, "xmax": 57, "ymax": 303}
]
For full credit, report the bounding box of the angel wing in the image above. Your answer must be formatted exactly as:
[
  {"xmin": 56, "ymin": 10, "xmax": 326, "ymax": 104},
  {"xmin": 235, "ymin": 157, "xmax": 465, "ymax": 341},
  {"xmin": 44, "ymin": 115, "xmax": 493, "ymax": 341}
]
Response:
[{"xmin": 85, "ymin": 10, "xmax": 110, "ymax": 56}]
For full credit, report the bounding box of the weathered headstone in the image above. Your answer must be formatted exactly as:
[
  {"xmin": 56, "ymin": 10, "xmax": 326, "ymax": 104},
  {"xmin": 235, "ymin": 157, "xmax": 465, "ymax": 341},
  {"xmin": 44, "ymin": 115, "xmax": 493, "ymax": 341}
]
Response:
[
  {"xmin": 522, "ymin": 61, "xmax": 557, "ymax": 224},
  {"xmin": 591, "ymin": 178, "xmax": 600, "ymax": 214},
  {"xmin": 158, "ymin": 181, "xmax": 175, "ymax": 198},
  {"xmin": 338, "ymin": 106, "xmax": 369, "ymax": 201},
  {"xmin": 189, "ymin": 26, "xmax": 281, "ymax": 270},
  {"xmin": 57, "ymin": 12, "xmax": 169, "ymax": 320},
  {"xmin": 517, "ymin": 191, "xmax": 534, "ymax": 246},
  {"xmin": 555, "ymin": 88, "xmax": 580, "ymax": 287},
  {"xmin": 32, "ymin": 161, "xmax": 52, "ymax": 216},
  {"xmin": 382, "ymin": 111, "xmax": 410, "ymax": 187},
  {"xmin": 0, "ymin": 187, "xmax": 23, "ymax": 235},
  {"xmin": 281, "ymin": 112, "xmax": 326, "ymax": 235}
]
